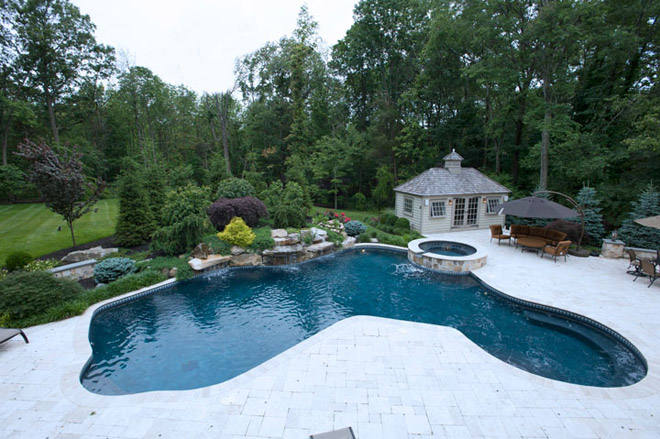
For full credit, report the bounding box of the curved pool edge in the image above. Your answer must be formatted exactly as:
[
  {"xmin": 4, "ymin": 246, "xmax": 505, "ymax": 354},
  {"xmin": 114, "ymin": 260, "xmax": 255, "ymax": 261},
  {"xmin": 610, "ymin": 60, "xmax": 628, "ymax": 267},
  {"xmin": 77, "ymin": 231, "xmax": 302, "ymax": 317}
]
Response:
[{"xmin": 73, "ymin": 246, "xmax": 650, "ymax": 401}]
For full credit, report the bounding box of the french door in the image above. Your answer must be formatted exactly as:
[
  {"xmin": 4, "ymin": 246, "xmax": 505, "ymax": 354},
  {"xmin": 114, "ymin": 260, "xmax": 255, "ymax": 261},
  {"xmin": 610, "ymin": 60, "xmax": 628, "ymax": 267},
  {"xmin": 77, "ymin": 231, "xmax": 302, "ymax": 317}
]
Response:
[{"xmin": 453, "ymin": 197, "xmax": 480, "ymax": 227}]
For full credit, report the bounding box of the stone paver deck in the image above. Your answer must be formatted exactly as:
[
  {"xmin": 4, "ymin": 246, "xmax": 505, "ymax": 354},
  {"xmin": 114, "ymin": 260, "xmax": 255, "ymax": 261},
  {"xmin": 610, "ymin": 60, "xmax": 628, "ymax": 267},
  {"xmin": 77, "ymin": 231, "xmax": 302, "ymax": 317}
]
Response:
[{"xmin": 1, "ymin": 229, "xmax": 659, "ymax": 438}]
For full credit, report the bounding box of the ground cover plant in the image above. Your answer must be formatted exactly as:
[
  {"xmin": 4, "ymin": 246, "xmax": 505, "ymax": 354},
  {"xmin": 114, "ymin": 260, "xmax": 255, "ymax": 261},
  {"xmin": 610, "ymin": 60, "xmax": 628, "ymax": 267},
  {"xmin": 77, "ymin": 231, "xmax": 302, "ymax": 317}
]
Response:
[{"xmin": 0, "ymin": 199, "xmax": 118, "ymax": 266}]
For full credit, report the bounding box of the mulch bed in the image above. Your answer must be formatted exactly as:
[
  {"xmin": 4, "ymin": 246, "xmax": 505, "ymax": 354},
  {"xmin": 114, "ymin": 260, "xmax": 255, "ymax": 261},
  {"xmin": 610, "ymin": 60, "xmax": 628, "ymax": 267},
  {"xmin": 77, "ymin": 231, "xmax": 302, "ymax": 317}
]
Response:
[{"xmin": 37, "ymin": 236, "xmax": 151, "ymax": 261}]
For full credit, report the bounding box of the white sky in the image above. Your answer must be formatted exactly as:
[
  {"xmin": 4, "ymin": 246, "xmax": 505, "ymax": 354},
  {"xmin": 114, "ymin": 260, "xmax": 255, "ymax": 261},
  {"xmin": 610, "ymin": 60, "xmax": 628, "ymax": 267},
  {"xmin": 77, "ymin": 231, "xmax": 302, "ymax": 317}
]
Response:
[{"xmin": 71, "ymin": 0, "xmax": 358, "ymax": 95}]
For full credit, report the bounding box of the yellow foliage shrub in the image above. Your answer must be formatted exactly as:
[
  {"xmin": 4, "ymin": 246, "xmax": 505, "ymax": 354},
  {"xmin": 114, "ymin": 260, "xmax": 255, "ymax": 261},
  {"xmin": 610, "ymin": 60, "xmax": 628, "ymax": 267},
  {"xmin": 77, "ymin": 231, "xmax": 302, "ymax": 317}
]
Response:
[{"xmin": 217, "ymin": 217, "xmax": 256, "ymax": 248}]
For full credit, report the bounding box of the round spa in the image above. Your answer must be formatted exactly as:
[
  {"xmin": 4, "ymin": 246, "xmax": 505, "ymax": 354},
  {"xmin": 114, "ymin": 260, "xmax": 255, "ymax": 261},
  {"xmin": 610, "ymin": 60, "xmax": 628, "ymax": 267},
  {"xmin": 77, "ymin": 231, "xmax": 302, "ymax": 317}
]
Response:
[{"xmin": 408, "ymin": 238, "xmax": 487, "ymax": 273}]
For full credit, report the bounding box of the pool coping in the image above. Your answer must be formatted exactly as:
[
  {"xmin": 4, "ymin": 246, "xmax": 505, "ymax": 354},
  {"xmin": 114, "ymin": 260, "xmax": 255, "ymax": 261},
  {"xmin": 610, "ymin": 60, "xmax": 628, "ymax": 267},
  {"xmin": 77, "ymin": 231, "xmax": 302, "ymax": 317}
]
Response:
[{"xmin": 66, "ymin": 244, "xmax": 654, "ymax": 408}]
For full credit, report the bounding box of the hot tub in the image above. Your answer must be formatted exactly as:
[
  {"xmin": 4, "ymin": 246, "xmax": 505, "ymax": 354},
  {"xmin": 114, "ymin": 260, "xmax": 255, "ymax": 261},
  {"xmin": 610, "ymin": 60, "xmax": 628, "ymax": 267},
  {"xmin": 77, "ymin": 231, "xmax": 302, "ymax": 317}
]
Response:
[{"xmin": 408, "ymin": 238, "xmax": 486, "ymax": 273}]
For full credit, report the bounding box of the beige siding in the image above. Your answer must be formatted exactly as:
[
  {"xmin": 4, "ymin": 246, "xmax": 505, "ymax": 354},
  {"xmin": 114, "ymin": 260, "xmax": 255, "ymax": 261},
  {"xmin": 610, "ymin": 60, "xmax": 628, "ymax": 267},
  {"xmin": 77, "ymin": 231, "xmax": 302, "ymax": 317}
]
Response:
[
  {"xmin": 396, "ymin": 192, "xmax": 506, "ymax": 235},
  {"xmin": 395, "ymin": 192, "xmax": 423, "ymax": 232},
  {"xmin": 421, "ymin": 197, "xmax": 452, "ymax": 234}
]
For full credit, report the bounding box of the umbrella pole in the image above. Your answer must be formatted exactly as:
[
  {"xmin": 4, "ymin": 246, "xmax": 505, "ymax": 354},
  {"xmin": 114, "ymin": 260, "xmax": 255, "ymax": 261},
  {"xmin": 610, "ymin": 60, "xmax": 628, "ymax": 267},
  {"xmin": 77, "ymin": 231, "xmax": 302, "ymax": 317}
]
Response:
[{"xmin": 534, "ymin": 190, "xmax": 585, "ymax": 251}]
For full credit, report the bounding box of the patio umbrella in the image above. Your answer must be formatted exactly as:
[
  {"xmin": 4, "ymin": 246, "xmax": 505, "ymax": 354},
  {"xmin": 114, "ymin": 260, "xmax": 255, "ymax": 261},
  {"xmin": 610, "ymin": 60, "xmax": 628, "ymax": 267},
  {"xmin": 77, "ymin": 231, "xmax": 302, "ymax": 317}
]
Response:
[
  {"xmin": 497, "ymin": 196, "xmax": 578, "ymax": 219},
  {"xmin": 634, "ymin": 215, "xmax": 660, "ymax": 230}
]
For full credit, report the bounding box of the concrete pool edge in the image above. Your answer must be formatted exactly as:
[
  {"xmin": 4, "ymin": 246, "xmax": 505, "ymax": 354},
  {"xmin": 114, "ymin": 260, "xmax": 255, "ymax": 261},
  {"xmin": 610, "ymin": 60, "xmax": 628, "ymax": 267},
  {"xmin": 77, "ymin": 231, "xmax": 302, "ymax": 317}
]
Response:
[{"xmin": 68, "ymin": 246, "xmax": 652, "ymax": 404}]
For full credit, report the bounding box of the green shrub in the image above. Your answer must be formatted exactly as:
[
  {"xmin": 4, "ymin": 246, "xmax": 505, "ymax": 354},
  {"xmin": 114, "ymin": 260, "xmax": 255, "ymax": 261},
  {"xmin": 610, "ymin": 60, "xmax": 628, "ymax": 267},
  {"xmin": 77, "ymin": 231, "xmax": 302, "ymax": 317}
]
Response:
[
  {"xmin": 83, "ymin": 271, "xmax": 167, "ymax": 306},
  {"xmin": 344, "ymin": 220, "xmax": 367, "ymax": 237},
  {"xmin": 217, "ymin": 217, "xmax": 256, "ymax": 247},
  {"xmin": 352, "ymin": 192, "xmax": 367, "ymax": 211},
  {"xmin": 0, "ymin": 271, "xmax": 82, "ymax": 323},
  {"xmin": 356, "ymin": 233, "xmax": 371, "ymax": 243},
  {"xmin": 216, "ymin": 177, "xmax": 255, "ymax": 199},
  {"xmin": 262, "ymin": 181, "xmax": 307, "ymax": 228},
  {"xmin": 5, "ymin": 251, "xmax": 33, "ymax": 272},
  {"xmin": 324, "ymin": 229, "xmax": 344, "ymax": 248},
  {"xmin": 24, "ymin": 259, "xmax": 59, "ymax": 271},
  {"xmin": 137, "ymin": 257, "xmax": 194, "ymax": 281},
  {"xmin": 247, "ymin": 227, "xmax": 275, "ymax": 252},
  {"xmin": 151, "ymin": 185, "xmax": 212, "ymax": 255},
  {"xmin": 395, "ymin": 217, "xmax": 410, "ymax": 231},
  {"xmin": 94, "ymin": 257, "xmax": 137, "ymax": 284},
  {"xmin": 380, "ymin": 213, "xmax": 398, "ymax": 226},
  {"xmin": 203, "ymin": 233, "xmax": 232, "ymax": 255}
]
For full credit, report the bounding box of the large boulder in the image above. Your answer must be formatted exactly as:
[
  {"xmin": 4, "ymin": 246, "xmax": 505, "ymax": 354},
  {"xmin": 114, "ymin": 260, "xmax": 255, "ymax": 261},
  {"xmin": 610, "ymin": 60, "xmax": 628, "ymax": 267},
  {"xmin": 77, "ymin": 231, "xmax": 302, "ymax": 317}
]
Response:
[
  {"xmin": 274, "ymin": 235, "xmax": 300, "ymax": 246},
  {"xmin": 230, "ymin": 253, "xmax": 263, "ymax": 267},
  {"xmin": 62, "ymin": 246, "xmax": 118, "ymax": 263},
  {"xmin": 270, "ymin": 229, "xmax": 288, "ymax": 238},
  {"xmin": 191, "ymin": 243, "xmax": 210, "ymax": 259}
]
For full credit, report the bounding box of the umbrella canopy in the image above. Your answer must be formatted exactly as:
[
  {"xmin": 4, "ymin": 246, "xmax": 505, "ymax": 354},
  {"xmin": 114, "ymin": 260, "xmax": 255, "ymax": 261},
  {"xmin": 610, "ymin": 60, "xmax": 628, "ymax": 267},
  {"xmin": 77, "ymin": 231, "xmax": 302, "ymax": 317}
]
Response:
[
  {"xmin": 634, "ymin": 215, "xmax": 660, "ymax": 230},
  {"xmin": 498, "ymin": 196, "xmax": 578, "ymax": 219}
]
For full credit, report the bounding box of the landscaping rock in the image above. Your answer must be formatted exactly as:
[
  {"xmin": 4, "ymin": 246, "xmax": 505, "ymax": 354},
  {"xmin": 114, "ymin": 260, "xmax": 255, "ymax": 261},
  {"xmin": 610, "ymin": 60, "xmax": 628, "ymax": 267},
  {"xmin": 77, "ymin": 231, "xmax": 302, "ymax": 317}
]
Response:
[
  {"xmin": 274, "ymin": 235, "xmax": 300, "ymax": 246},
  {"xmin": 191, "ymin": 243, "xmax": 210, "ymax": 259},
  {"xmin": 306, "ymin": 241, "xmax": 334, "ymax": 254},
  {"xmin": 271, "ymin": 229, "xmax": 288, "ymax": 238},
  {"xmin": 230, "ymin": 253, "xmax": 263, "ymax": 267},
  {"xmin": 263, "ymin": 244, "xmax": 304, "ymax": 255},
  {"xmin": 188, "ymin": 255, "xmax": 231, "ymax": 271},
  {"xmin": 231, "ymin": 246, "xmax": 245, "ymax": 256},
  {"xmin": 370, "ymin": 238, "xmax": 379, "ymax": 243},
  {"xmin": 168, "ymin": 267, "xmax": 178, "ymax": 278},
  {"xmin": 310, "ymin": 227, "xmax": 327, "ymax": 238},
  {"xmin": 61, "ymin": 246, "xmax": 118, "ymax": 263},
  {"xmin": 342, "ymin": 237, "xmax": 357, "ymax": 248}
]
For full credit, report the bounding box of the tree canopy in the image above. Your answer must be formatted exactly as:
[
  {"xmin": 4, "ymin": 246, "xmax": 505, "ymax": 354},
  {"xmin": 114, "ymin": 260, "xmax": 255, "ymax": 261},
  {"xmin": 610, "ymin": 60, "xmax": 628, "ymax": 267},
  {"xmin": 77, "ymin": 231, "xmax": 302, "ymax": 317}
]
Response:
[{"xmin": 1, "ymin": 0, "xmax": 658, "ymax": 228}]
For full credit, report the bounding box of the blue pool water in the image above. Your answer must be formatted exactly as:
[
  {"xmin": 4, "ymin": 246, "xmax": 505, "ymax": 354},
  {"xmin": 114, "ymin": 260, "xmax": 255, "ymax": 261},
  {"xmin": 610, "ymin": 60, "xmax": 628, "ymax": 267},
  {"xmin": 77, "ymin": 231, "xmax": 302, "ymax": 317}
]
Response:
[{"xmin": 81, "ymin": 249, "xmax": 646, "ymax": 395}]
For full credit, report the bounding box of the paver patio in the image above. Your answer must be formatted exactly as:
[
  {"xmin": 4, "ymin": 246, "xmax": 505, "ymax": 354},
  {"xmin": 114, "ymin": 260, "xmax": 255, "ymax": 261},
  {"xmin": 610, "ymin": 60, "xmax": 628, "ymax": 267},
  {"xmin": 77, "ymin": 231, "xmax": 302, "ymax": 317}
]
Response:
[{"xmin": 1, "ymin": 229, "xmax": 659, "ymax": 438}]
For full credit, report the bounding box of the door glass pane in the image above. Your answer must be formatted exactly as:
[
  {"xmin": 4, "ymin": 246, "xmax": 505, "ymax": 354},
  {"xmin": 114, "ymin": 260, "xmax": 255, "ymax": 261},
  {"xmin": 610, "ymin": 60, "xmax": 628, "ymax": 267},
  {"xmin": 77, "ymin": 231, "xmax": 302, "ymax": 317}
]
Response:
[
  {"xmin": 466, "ymin": 197, "xmax": 479, "ymax": 225},
  {"xmin": 453, "ymin": 198, "xmax": 465, "ymax": 226}
]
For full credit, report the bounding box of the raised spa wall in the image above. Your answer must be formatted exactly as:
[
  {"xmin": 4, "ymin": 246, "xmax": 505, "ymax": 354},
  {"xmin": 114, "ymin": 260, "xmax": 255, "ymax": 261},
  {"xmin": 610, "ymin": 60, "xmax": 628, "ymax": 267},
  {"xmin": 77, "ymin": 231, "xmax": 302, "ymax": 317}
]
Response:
[{"xmin": 408, "ymin": 238, "xmax": 487, "ymax": 273}]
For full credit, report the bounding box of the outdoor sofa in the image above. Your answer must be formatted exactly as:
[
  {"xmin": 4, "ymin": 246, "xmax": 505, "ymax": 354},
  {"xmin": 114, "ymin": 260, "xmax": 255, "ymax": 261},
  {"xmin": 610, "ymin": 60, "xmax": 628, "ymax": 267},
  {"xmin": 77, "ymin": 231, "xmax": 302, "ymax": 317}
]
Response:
[{"xmin": 510, "ymin": 224, "xmax": 567, "ymax": 246}]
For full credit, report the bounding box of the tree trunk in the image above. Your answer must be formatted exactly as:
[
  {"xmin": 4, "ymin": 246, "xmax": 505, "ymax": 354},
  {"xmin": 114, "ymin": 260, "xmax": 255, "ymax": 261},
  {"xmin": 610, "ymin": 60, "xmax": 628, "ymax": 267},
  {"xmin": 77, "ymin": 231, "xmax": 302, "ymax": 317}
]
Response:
[
  {"xmin": 47, "ymin": 95, "xmax": 59, "ymax": 143},
  {"xmin": 68, "ymin": 219, "xmax": 76, "ymax": 246},
  {"xmin": 214, "ymin": 94, "xmax": 232, "ymax": 177},
  {"xmin": 1, "ymin": 124, "xmax": 9, "ymax": 166},
  {"xmin": 540, "ymin": 78, "xmax": 551, "ymax": 191}
]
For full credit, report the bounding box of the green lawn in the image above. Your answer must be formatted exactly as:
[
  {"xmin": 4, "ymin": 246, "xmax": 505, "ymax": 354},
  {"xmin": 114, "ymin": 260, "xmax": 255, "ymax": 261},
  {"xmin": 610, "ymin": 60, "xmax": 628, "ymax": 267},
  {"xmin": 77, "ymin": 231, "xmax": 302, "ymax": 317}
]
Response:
[{"xmin": 0, "ymin": 199, "xmax": 119, "ymax": 266}]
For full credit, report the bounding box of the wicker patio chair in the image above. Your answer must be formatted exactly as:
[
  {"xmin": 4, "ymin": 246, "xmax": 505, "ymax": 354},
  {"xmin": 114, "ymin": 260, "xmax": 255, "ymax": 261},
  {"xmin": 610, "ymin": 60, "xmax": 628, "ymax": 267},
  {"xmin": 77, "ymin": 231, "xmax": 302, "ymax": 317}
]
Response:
[
  {"xmin": 541, "ymin": 240, "xmax": 572, "ymax": 262},
  {"xmin": 489, "ymin": 224, "xmax": 510, "ymax": 246}
]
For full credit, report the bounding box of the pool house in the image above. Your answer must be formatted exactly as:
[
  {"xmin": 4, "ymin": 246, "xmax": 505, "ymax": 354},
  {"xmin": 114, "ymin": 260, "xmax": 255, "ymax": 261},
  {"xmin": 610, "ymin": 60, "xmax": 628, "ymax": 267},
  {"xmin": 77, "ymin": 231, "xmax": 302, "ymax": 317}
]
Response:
[{"xmin": 394, "ymin": 150, "xmax": 511, "ymax": 235}]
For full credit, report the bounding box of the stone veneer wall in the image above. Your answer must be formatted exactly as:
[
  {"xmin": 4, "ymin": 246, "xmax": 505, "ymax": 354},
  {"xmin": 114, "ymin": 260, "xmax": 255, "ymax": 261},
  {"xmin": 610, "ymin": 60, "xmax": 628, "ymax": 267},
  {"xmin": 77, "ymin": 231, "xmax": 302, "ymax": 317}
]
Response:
[
  {"xmin": 49, "ymin": 259, "xmax": 97, "ymax": 280},
  {"xmin": 408, "ymin": 251, "xmax": 487, "ymax": 274}
]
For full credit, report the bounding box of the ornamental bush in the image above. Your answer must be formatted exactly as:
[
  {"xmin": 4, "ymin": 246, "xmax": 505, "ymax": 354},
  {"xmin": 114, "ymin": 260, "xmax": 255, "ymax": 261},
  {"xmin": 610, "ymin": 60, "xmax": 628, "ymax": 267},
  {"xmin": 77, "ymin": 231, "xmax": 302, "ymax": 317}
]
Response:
[
  {"xmin": 216, "ymin": 177, "xmax": 255, "ymax": 199},
  {"xmin": 380, "ymin": 213, "xmax": 398, "ymax": 226},
  {"xmin": 93, "ymin": 257, "xmax": 137, "ymax": 284},
  {"xmin": 394, "ymin": 217, "xmax": 410, "ymax": 231},
  {"xmin": 0, "ymin": 271, "xmax": 82, "ymax": 323},
  {"xmin": 151, "ymin": 185, "xmax": 212, "ymax": 256},
  {"xmin": 344, "ymin": 220, "xmax": 367, "ymax": 237},
  {"xmin": 265, "ymin": 181, "xmax": 307, "ymax": 228},
  {"xmin": 5, "ymin": 251, "xmax": 33, "ymax": 272},
  {"xmin": 208, "ymin": 196, "xmax": 268, "ymax": 230},
  {"xmin": 217, "ymin": 217, "xmax": 255, "ymax": 247},
  {"xmin": 247, "ymin": 227, "xmax": 275, "ymax": 252}
]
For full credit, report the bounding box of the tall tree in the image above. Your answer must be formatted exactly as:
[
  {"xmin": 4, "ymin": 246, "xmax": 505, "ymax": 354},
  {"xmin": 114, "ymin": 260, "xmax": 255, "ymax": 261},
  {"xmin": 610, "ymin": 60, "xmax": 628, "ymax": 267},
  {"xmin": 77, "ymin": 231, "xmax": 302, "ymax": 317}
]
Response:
[
  {"xmin": 10, "ymin": 0, "xmax": 114, "ymax": 143},
  {"xmin": 15, "ymin": 139, "xmax": 105, "ymax": 245}
]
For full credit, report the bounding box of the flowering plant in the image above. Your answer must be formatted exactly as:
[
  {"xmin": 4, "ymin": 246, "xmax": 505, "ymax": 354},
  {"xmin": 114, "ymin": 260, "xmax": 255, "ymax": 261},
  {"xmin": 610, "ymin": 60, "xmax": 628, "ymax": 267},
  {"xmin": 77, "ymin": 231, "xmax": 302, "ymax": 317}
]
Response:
[{"xmin": 324, "ymin": 209, "xmax": 351, "ymax": 224}]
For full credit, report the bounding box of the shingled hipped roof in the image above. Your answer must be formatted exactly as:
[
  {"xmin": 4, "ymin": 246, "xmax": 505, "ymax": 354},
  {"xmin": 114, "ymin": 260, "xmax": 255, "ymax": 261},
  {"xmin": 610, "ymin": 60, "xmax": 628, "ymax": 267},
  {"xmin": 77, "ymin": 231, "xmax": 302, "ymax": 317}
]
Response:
[{"xmin": 394, "ymin": 167, "xmax": 511, "ymax": 197}]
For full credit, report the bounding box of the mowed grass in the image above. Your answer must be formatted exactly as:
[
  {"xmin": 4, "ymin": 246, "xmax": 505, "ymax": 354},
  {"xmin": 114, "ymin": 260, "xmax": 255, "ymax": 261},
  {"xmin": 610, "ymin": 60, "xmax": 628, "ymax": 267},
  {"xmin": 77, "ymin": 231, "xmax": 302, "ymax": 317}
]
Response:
[{"xmin": 0, "ymin": 199, "xmax": 119, "ymax": 266}]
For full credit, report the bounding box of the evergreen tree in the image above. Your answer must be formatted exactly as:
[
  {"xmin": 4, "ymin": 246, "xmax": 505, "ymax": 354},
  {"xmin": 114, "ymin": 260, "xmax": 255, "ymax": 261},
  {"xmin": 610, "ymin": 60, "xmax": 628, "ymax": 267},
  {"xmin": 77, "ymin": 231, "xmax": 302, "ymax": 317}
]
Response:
[
  {"xmin": 574, "ymin": 186, "xmax": 605, "ymax": 245},
  {"xmin": 115, "ymin": 164, "xmax": 153, "ymax": 247},
  {"xmin": 618, "ymin": 184, "xmax": 660, "ymax": 249},
  {"xmin": 143, "ymin": 165, "xmax": 167, "ymax": 230}
]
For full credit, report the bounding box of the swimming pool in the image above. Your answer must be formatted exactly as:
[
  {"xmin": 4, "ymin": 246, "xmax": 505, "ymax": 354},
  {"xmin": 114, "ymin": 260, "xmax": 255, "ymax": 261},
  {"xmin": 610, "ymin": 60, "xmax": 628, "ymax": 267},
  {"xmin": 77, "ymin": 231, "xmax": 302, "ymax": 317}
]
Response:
[{"xmin": 81, "ymin": 248, "xmax": 646, "ymax": 395}]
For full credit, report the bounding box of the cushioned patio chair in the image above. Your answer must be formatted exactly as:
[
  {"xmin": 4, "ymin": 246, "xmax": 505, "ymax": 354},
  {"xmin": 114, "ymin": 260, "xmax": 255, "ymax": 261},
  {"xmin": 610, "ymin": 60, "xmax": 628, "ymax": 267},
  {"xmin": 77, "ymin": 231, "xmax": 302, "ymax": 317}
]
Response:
[
  {"xmin": 626, "ymin": 249, "xmax": 642, "ymax": 274},
  {"xmin": 0, "ymin": 328, "xmax": 29, "ymax": 345},
  {"xmin": 633, "ymin": 259, "xmax": 659, "ymax": 288},
  {"xmin": 489, "ymin": 224, "xmax": 510, "ymax": 246},
  {"xmin": 541, "ymin": 240, "xmax": 572, "ymax": 262}
]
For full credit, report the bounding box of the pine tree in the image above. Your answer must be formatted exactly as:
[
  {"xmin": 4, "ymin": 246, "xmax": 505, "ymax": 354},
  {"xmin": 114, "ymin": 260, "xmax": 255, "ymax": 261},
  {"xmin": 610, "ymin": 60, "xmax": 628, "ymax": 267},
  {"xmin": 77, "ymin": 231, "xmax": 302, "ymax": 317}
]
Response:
[
  {"xmin": 143, "ymin": 165, "xmax": 167, "ymax": 230},
  {"xmin": 115, "ymin": 165, "xmax": 154, "ymax": 247},
  {"xmin": 575, "ymin": 186, "xmax": 605, "ymax": 245},
  {"xmin": 618, "ymin": 184, "xmax": 660, "ymax": 249}
]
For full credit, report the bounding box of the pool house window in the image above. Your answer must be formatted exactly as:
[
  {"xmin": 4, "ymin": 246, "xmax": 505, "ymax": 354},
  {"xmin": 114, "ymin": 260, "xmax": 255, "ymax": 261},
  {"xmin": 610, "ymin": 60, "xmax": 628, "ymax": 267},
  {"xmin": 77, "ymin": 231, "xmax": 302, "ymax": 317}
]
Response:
[
  {"xmin": 430, "ymin": 200, "xmax": 446, "ymax": 218},
  {"xmin": 403, "ymin": 197, "xmax": 413, "ymax": 215},
  {"xmin": 486, "ymin": 197, "xmax": 501, "ymax": 214}
]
